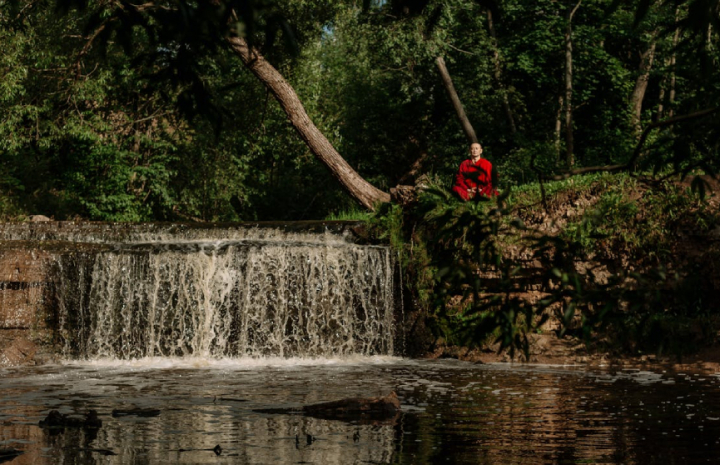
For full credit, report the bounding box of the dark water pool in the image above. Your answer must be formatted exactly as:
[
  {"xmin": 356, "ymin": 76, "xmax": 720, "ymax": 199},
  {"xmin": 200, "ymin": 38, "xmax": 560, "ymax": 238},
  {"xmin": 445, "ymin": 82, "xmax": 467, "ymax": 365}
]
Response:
[{"xmin": 1, "ymin": 357, "xmax": 719, "ymax": 464}]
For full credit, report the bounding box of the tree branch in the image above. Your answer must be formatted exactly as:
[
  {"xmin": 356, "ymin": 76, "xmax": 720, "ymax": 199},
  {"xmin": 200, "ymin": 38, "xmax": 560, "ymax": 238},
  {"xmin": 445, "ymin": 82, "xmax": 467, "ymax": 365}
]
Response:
[{"xmin": 544, "ymin": 106, "xmax": 720, "ymax": 181}]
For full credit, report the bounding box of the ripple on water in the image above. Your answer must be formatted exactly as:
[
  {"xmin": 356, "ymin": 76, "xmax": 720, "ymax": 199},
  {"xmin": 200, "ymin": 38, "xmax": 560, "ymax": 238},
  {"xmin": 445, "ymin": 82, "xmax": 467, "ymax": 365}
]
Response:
[{"xmin": 1, "ymin": 360, "xmax": 720, "ymax": 464}]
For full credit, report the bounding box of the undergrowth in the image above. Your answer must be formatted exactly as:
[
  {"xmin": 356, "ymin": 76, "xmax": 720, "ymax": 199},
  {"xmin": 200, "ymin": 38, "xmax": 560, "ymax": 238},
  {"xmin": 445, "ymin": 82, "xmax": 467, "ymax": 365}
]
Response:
[{"xmin": 369, "ymin": 172, "xmax": 720, "ymax": 359}]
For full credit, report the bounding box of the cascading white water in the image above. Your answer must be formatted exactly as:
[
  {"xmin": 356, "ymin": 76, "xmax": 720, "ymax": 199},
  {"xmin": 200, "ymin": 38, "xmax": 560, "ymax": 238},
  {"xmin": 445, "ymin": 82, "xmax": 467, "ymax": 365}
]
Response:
[{"xmin": 39, "ymin": 226, "xmax": 395, "ymax": 360}]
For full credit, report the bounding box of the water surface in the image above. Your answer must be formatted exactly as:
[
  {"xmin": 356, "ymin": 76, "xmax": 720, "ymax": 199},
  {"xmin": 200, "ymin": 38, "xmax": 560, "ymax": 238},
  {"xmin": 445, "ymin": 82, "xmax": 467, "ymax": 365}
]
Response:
[{"xmin": 1, "ymin": 358, "xmax": 719, "ymax": 464}]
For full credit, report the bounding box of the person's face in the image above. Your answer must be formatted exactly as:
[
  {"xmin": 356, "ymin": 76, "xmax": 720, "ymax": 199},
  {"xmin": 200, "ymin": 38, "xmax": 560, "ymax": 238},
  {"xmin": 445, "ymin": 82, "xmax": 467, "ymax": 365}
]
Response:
[{"xmin": 470, "ymin": 144, "xmax": 483, "ymax": 159}]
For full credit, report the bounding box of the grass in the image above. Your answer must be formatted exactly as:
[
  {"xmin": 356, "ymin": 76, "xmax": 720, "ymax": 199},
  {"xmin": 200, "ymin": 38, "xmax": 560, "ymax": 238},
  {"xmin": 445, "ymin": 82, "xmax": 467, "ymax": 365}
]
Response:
[
  {"xmin": 504, "ymin": 172, "xmax": 632, "ymax": 210},
  {"xmin": 324, "ymin": 207, "xmax": 372, "ymax": 222}
]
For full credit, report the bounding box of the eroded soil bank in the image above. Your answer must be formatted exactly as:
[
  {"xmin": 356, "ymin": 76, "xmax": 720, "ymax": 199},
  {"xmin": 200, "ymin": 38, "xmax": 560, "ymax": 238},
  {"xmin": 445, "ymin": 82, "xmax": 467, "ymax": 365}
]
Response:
[{"xmin": 401, "ymin": 174, "xmax": 720, "ymax": 367}]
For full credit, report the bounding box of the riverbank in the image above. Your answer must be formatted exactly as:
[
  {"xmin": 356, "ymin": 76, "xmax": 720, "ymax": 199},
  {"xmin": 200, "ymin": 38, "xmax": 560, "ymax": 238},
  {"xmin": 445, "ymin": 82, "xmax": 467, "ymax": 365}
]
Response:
[
  {"xmin": 391, "ymin": 172, "xmax": 720, "ymax": 362},
  {"xmin": 426, "ymin": 334, "xmax": 720, "ymax": 374}
]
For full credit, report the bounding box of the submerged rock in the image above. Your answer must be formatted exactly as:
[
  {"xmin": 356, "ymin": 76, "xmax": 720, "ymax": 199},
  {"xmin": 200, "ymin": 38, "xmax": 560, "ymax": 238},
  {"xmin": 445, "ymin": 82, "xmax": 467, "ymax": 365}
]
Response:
[
  {"xmin": 111, "ymin": 408, "xmax": 161, "ymax": 418},
  {"xmin": 78, "ymin": 448, "xmax": 117, "ymax": 456},
  {"xmin": 255, "ymin": 392, "xmax": 401, "ymax": 423},
  {"xmin": 303, "ymin": 391, "xmax": 400, "ymax": 418},
  {"xmin": 39, "ymin": 410, "xmax": 102, "ymax": 429},
  {"xmin": 0, "ymin": 447, "xmax": 24, "ymax": 463},
  {"xmin": 177, "ymin": 444, "xmax": 222, "ymax": 455}
]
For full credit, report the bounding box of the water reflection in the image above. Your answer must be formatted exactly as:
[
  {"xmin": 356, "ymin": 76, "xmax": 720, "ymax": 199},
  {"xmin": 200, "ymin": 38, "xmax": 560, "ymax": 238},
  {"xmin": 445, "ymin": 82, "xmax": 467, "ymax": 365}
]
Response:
[{"xmin": 1, "ymin": 359, "xmax": 719, "ymax": 464}]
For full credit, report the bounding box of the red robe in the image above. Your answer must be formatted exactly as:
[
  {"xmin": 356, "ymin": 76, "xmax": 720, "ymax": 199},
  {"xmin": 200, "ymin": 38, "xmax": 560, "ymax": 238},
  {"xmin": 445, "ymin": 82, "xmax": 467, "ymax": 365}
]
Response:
[{"xmin": 452, "ymin": 158, "xmax": 497, "ymax": 201}]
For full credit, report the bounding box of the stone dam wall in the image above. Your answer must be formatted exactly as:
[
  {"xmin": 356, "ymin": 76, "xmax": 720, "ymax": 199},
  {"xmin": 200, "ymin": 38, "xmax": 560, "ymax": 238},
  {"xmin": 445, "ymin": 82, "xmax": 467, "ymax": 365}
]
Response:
[
  {"xmin": 0, "ymin": 221, "xmax": 395, "ymax": 366},
  {"xmin": 0, "ymin": 246, "xmax": 54, "ymax": 365}
]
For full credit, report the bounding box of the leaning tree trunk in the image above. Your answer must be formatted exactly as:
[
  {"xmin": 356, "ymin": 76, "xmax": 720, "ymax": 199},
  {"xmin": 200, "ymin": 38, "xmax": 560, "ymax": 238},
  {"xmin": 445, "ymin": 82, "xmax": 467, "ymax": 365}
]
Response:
[
  {"xmin": 435, "ymin": 56, "xmax": 478, "ymax": 145},
  {"xmin": 227, "ymin": 36, "xmax": 390, "ymax": 210}
]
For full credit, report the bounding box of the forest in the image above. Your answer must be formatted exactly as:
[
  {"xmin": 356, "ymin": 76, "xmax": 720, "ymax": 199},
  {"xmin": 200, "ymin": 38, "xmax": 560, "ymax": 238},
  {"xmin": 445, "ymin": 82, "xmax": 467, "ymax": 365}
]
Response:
[{"xmin": 1, "ymin": 0, "xmax": 719, "ymax": 357}]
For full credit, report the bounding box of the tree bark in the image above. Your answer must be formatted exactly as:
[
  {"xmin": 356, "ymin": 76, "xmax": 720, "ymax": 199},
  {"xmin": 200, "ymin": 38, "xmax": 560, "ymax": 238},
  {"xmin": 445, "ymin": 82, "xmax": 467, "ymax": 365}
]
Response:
[
  {"xmin": 661, "ymin": 9, "xmax": 681, "ymax": 119},
  {"xmin": 435, "ymin": 56, "xmax": 478, "ymax": 145},
  {"xmin": 564, "ymin": 0, "xmax": 582, "ymax": 168},
  {"xmin": 630, "ymin": 39, "xmax": 657, "ymax": 135},
  {"xmin": 487, "ymin": 9, "xmax": 517, "ymax": 135},
  {"xmin": 554, "ymin": 94, "xmax": 564, "ymax": 161},
  {"xmin": 227, "ymin": 36, "xmax": 390, "ymax": 210},
  {"xmin": 657, "ymin": 70, "xmax": 667, "ymax": 120},
  {"xmin": 397, "ymin": 136, "xmax": 429, "ymax": 184}
]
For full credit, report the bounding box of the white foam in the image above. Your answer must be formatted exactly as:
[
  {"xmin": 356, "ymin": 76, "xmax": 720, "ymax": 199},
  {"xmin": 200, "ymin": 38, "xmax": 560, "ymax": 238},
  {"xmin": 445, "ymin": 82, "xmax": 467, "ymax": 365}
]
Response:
[{"xmin": 60, "ymin": 355, "xmax": 405, "ymax": 370}]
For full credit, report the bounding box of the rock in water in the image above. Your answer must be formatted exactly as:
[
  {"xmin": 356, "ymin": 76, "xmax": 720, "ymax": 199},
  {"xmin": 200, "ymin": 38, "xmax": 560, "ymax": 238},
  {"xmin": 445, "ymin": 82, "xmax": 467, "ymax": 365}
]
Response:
[
  {"xmin": 303, "ymin": 391, "xmax": 400, "ymax": 418},
  {"xmin": 0, "ymin": 448, "xmax": 24, "ymax": 463},
  {"xmin": 39, "ymin": 410, "xmax": 102, "ymax": 429},
  {"xmin": 255, "ymin": 392, "xmax": 401, "ymax": 423},
  {"xmin": 112, "ymin": 408, "xmax": 161, "ymax": 418}
]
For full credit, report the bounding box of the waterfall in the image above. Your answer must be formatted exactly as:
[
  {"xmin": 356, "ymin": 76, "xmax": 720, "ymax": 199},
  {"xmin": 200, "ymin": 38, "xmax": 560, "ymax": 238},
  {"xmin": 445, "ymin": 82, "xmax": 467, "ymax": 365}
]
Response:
[{"xmin": 1, "ymin": 223, "xmax": 396, "ymax": 359}]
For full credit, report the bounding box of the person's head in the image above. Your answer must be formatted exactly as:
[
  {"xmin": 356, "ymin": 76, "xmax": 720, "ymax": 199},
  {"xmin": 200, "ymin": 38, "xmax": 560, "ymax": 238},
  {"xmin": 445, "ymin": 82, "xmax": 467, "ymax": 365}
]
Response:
[{"xmin": 469, "ymin": 143, "xmax": 483, "ymax": 160}]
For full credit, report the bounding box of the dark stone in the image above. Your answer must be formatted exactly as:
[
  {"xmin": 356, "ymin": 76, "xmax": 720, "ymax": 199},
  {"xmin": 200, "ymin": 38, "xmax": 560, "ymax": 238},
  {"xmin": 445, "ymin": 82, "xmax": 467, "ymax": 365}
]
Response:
[
  {"xmin": 215, "ymin": 397, "xmax": 247, "ymax": 403},
  {"xmin": 111, "ymin": 408, "xmax": 161, "ymax": 418},
  {"xmin": 39, "ymin": 409, "xmax": 102, "ymax": 429},
  {"xmin": 0, "ymin": 448, "xmax": 24, "ymax": 463},
  {"xmin": 79, "ymin": 448, "xmax": 117, "ymax": 456},
  {"xmin": 178, "ymin": 445, "xmax": 223, "ymax": 455},
  {"xmin": 303, "ymin": 391, "xmax": 400, "ymax": 418},
  {"xmin": 254, "ymin": 392, "xmax": 401, "ymax": 423}
]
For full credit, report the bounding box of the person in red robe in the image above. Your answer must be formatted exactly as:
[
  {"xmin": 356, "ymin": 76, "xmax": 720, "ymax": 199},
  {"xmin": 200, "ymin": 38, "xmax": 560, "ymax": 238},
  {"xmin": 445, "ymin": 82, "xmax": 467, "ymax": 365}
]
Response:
[{"xmin": 452, "ymin": 143, "xmax": 497, "ymax": 201}]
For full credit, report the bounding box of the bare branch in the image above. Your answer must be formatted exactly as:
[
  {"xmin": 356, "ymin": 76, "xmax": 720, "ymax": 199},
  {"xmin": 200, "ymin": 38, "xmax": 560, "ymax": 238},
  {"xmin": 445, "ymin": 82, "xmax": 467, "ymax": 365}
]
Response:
[
  {"xmin": 444, "ymin": 42, "xmax": 475, "ymax": 56},
  {"xmin": 544, "ymin": 106, "xmax": 720, "ymax": 181},
  {"xmin": 630, "ymin": 106, "xmax": 720, "ymax": 167}
]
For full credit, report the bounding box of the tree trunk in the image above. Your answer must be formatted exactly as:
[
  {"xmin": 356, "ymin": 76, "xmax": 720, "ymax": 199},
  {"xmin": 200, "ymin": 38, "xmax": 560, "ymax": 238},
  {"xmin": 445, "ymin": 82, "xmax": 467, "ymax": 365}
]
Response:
[
  {"xmin": 630, "ymin": 40, "xmax": 657, "ymax": 135},
  {"xmin": 657, "ymin": 77, "xmax": 666, "ymax": 121},
  {"xmin": 554, "ymin": 94, "xmax": 564, "ymax": 161},
  {"xmin": 564, "ymin": 0, "xmax": 582, "ymax": 168},
  {"xmin": 397, "ymin": 136, "xmax": 429, "ymax": 184},
  {"xmin": 661, "ymin": 9, "xmax": 681, "ymax": 119},
  {"xmin": 708, "ymin": 23, "xmax": 714, "ymax": 52},
  {"xmin": 668, "ymin": 17, "xmax": 681, "ymax": 118},
  {"xmin": 227, "ymin": 36, "xmax": 390, "ymax": 210},
  {"xmin": 487, "ymin": 9, "xmax": 517, "ymax": 135},
  {"xmin": 435, "ymin": 56, "xmax": 478, "ymax": 145}
]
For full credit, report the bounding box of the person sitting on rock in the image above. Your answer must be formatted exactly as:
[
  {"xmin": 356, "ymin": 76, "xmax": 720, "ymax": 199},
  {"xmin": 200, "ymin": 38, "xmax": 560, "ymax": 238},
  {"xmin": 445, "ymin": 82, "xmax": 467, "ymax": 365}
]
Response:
[{"xmin": 452, "ymin": 143, "xmax": 497, "ymax": 201}]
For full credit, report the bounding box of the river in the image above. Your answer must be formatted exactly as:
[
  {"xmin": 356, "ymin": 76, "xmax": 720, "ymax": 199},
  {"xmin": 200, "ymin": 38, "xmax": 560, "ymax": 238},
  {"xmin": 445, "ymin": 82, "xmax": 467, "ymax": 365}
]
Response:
[{"xmin": 1, "ymin": 357, "xmax": 718, "ymax": 464}]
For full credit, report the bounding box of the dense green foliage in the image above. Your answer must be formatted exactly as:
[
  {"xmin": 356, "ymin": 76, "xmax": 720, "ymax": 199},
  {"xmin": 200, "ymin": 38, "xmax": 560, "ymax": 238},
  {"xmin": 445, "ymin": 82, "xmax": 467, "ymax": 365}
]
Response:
[
  {"xmin": 1, "ymin": 0, "xmax": 718, "ymax": 220},
  {"xmin": 1, "ymin": 0, "xmax": 719, "ymax": 356},
  {"xmin": 373, "ymin": 172, "xmax": 720, "ymax": 358}
]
